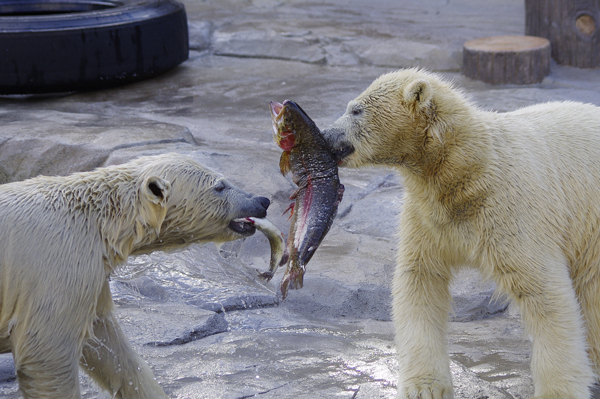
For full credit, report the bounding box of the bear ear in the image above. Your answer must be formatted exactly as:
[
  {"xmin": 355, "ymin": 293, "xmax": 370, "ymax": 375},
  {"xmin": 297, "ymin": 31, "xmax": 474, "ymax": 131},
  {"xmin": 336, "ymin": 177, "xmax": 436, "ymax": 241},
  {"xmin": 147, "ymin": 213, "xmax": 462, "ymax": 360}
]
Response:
[
  {"xmin": 143, "ymin": 176, "xmax": 171, "ymax": 205},
  {"xmin": 403, "ymin": 80, "xmax": 433, "ymax": 112}
]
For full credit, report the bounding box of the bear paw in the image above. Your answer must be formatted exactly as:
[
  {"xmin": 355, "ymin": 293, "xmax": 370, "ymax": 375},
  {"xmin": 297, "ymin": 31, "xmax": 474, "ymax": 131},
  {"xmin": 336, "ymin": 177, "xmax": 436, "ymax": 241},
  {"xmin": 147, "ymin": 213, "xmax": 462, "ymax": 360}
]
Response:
[
  {"xmin": 531, "ymin": 396, "xmax": 584, "ymax": 399},
  {"xmin": 397, "ymin": 383, "xmax": 453, "ymax": 399}
]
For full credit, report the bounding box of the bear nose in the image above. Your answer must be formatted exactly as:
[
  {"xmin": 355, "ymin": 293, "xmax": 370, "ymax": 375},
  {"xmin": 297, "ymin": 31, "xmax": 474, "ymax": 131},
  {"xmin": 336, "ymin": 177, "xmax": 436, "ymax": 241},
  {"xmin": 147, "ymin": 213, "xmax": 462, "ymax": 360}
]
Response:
[{"xmin": 258, "ymin": 196, "xmax": 270, "ymax": 210}]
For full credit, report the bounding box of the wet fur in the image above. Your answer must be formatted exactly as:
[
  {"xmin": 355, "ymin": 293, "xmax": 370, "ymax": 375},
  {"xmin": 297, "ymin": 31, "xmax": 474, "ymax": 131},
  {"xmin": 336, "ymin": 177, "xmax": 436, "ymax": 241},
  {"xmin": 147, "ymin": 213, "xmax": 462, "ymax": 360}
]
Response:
[
  {"xmin": 0, "ymin": 153, "xmax": 267, "ymax": 399},
  {"xmin": 323, "ymin": 68, "xmax": 600, "ymax": 398}
]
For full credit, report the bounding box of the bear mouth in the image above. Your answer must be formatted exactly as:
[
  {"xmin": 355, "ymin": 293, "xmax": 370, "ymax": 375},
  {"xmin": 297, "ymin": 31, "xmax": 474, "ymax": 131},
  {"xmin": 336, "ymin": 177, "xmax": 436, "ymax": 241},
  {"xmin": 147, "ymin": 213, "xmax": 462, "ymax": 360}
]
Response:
[
  {"xmin": 333, "ymin": 145, "xmax": 355, "ymax": 165},
  {"xmin": 229, "ymin": 218, "xmax": 257, "ymax": 236}
]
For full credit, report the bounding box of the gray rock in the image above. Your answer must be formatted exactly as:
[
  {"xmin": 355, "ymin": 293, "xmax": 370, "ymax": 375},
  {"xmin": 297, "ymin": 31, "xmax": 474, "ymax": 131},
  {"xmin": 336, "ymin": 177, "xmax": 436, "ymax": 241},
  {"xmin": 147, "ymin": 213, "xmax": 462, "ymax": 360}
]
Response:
[
  {"xmin": 213, "ymin": 30, "xmax": 326, "ymax": 65},
  {"xmin": 188, "ymin": 20, "xmax": 213, "ymax": 51},
  {"xmin": 113, "ymin": 243, "xmax": 279, "ymax": 314},
  {"xmin": 351, "ymin": 38, "xmax": 461, "ymax": 70},
  {"xmin": 0, "ymin": 112, "xmax": 196, "ymax": 183},
  {"xmin": 188, "ymin": 294, "xmax": 278, "ymax": 313},
  {"xmin": 450, "ymin": 269, "xmax": 509, "ymax": 322},
  {"xmin": 0, "ymin": 355, "xmax": 15, "ymax": 383},
  {"xmin": 116, "ymin": 302, "xmax": 228, "ymax": 347},
  {"xmin": 451, "ymin": 360, "xmax": 515, "ymax": 399},
  {"xmin": 117, "ymin": 277, "xmax": 172, "ymax": 302},
  {"xmin": 283, "ymin": 279, "xmax": 393, "ymax": 321}
]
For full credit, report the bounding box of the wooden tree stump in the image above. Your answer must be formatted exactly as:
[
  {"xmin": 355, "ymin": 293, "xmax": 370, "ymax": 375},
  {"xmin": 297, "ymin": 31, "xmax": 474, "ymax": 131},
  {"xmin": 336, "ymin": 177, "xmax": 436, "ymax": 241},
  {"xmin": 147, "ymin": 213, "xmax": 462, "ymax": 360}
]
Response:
[
  {"xmin": 462, "ymin": 35, "xmax": 550, "ymax": 85},
  {"xmin": 526, "ymin": 0, "xmax": 600, "ymax": 68}
]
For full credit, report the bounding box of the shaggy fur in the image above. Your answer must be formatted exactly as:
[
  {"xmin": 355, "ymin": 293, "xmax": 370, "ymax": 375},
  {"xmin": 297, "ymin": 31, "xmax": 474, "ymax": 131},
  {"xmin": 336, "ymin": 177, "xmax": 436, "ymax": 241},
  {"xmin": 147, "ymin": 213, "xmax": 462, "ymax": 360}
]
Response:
[
  {"xmin": 322, "ymin": 68, "xmax": 600, "ymax": 398},
  {"xmin": 0, "ymin": 153, "xmax": 269, "ymax": 399}
]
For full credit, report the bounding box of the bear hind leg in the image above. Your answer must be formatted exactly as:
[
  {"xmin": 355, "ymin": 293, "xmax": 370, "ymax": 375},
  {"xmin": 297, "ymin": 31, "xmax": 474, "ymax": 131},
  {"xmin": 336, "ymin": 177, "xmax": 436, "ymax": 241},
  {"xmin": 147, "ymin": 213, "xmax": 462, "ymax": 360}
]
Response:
[
  {"xmin": 573, "ymin": 272, "xmax": 600, "ymax": 380},
  {"xmin": 497, "ymin": 255, "xmax": 594, "ymax": 399},
  {"xmin": 81, "ymin": 312, "xmax": 167, "ymax": 399},
  {"xmin": 81, "ymin": 279, "xmax": 166, "ymax": 399}
]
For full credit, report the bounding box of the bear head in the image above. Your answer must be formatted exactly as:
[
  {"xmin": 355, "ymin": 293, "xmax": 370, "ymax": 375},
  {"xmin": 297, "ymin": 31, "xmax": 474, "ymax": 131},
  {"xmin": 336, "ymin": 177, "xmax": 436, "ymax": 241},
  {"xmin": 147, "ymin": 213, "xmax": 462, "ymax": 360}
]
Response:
[
  {"xmin": 130, "ymin": 154, "xmax": 270, "ymax": 254},
  {"xmin": 322, "ymin": 68, "xmax": 469, "ymax": 174}
]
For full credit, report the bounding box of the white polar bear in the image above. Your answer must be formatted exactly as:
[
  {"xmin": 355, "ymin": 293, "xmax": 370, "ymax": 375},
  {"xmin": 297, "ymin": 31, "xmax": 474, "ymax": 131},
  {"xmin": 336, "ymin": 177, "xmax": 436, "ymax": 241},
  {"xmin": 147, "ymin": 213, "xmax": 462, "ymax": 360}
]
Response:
[
  {"xmin": 322, "ymin": 68, "xmax": 600, "ymax": 398},
  {"xmin": 0, "ymin": 153, "xmax": 270, "ymax": 399}
]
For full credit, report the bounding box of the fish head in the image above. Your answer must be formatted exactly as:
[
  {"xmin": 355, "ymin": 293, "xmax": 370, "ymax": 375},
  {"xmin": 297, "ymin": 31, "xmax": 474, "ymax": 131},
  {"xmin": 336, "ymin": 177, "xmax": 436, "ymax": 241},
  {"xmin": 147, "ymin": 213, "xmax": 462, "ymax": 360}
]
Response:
[
  {"xmin": 270, "ymin": 101, "xmax": 295, "ymax": 151},
  {"xmin": 270, "ymin": 100, "xmax": 319, "ymax": 150}
]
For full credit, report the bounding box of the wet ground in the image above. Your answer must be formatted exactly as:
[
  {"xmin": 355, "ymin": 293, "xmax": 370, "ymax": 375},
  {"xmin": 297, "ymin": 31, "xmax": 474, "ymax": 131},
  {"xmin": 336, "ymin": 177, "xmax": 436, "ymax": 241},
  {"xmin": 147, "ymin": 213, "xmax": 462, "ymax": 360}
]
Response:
[{"xmin": 1, "ymin": 0, "xmax": 600, "ymax": 398}]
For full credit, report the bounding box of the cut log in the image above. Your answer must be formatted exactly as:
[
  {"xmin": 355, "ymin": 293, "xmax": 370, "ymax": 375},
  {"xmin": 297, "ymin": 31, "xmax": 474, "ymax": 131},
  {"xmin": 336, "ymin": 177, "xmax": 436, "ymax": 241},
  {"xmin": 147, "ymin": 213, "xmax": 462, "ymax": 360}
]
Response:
[
  {"xmin": 525, "ymin": 0, "xmax": 600, "ymax": 68},
  {"xmin": 462, "ymin": 35, "xmax": 550, "ymax": 85}
]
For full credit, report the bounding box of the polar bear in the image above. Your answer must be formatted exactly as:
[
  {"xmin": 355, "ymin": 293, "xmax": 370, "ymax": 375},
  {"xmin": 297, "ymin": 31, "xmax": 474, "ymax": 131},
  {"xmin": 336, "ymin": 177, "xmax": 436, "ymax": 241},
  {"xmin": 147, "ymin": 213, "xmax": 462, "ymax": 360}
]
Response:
[
  {"xmin": 0, "ymin": 153, "xmax": 270, "ymax": 399},
  {"xmin": 321, "ymin": 68, "xmax": 600, "ymax": 398}
]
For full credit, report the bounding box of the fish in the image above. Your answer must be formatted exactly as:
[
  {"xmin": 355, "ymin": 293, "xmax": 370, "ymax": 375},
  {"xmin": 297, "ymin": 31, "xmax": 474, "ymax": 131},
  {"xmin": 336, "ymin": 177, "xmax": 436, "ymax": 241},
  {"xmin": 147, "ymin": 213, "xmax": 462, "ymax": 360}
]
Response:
[
  {"xmin": 234, "ymin": 216, "xmax": 287, "ymax": 280},
  {"xmin": 269, "ymin": 99, "xmax": 344, "ymax": 299}
]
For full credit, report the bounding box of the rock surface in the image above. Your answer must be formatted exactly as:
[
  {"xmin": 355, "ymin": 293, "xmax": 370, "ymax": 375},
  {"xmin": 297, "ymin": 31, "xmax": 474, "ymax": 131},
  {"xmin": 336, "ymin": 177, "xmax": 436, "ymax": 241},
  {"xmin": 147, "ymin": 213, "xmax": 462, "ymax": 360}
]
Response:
[{"xmin": 1, "ymin": 0, "xmax": 600, "ymax": 398}]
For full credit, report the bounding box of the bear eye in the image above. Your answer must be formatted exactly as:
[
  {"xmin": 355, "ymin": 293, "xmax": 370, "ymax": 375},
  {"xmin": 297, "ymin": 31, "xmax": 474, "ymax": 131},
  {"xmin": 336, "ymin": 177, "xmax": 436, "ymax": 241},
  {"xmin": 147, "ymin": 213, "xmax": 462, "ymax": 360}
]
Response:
[
  {"xmin": 214, "ymin": 181, "xmax": 226, "ymax": 193},
  {"xmin": 351, "ymin": 107, "xmax": 363, "ymax": 116}
]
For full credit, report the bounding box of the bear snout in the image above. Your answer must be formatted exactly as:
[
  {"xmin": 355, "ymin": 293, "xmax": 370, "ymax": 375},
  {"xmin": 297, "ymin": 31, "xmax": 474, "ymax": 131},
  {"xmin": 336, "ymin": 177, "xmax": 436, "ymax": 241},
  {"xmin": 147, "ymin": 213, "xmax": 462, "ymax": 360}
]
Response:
[
  {"xmin": 321, "ymin": 126, "xmax": 355, "ymax": 163},
  {"xmin": 253, "ymin": 196, "xmax": 270, "ymax": 218},
  {"xmin": 257, "ymin": 196, "xmax": 271, "ymax": 212},
  {"xmin": 228, "ymin": 196, "xmax": 270, "ymax": 236},
  {"xmin": 332, "ymin": 143, "xmax": 355, "ymax": 164},
  {"xmin": 240, "ymin": 195, "xmax": 270, "ymax": 219}
]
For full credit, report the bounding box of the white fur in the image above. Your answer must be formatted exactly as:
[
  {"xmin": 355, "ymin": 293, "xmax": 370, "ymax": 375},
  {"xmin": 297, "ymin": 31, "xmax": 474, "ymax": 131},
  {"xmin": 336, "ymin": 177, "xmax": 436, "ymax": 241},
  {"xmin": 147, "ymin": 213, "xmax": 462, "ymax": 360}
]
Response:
[
  {"xmin": 324, "ymin": 68, "xmax": 600, "ymax": 398},
  {"xmin": 0, "ymin": 153, "xmax": 266, "ymax": 399}
]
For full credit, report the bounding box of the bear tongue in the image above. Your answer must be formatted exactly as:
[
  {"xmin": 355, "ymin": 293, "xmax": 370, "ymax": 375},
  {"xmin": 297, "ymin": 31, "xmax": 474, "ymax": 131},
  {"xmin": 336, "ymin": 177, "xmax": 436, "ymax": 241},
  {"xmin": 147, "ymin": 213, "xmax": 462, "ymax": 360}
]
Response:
[{"xmin": 229, "ymin": 218, "xmax": 256, "ymax": 235}]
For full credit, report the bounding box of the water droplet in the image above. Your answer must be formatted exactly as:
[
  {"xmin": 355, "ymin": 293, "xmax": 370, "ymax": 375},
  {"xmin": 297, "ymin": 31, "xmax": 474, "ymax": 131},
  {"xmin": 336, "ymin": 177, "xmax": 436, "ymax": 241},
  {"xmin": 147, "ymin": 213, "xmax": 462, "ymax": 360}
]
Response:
[
  {"xmin": 255, "ymin": 375, "xmax": 260, "ymax": 379},
  {"xmin": 129, "ymin": 381, "xmax": 133, "ymax": 386},
  {"xmin": 137, "ymin": 366, "xmax": 141, "ymax": 371}
]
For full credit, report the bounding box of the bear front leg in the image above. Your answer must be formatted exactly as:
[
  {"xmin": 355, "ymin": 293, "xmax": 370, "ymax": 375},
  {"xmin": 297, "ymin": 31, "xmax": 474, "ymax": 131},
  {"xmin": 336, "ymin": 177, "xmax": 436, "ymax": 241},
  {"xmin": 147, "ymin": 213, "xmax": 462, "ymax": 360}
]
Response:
[
  {"xmin": 393, "ymin": 252, "xmax": 454, "ymax": 399},
  {"xmin": 496, "ymin": 255, "xmax": 594, "ymax": 399},
  {"xmin": 80, "ymin": 281, "xmax": 167, "ymax": 399}
]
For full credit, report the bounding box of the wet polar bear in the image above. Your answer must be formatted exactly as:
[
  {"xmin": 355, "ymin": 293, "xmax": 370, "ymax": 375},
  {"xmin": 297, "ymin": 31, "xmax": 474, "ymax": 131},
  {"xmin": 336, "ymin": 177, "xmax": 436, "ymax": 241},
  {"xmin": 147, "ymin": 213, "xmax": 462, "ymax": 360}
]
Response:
[
  {"xmin": 0, "ymin": 153, "xmax": 270, "ymax": 399},
  {"xmin": 322, "ymin": 68, "xmax": 600, "ymax": 398}
]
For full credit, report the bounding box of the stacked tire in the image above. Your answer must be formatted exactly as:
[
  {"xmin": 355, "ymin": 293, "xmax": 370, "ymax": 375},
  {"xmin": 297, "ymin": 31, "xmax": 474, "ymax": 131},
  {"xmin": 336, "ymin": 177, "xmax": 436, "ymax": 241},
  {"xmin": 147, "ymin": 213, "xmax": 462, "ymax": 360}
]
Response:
[{"xmin": 0, "ymin": 0, "xmax": 189, "ymax": 94}]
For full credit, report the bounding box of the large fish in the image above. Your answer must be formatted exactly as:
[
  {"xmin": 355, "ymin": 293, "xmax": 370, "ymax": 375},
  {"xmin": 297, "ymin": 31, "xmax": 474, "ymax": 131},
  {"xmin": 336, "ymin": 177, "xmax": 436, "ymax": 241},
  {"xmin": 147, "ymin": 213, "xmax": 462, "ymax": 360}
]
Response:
[{"xmin": 267, "ymin": 100, "xmax": 344, "ymax": 299}]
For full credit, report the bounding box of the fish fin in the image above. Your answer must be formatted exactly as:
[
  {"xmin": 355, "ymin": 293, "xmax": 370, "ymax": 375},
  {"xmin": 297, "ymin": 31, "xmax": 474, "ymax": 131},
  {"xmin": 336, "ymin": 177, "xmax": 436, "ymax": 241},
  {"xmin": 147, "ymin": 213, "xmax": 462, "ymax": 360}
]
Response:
[
  {"xmin": 279, "ymin": 250, "xmax": 289, "ymax": 266},
  {"xmin": 257, "ymin": 270, "xmax": 275, "ymax": 282},
  {"xmin": 279, "ymin": 152, "xmax": 291, "ymax": 175},
  {"xmin": 282, "ymin": 202, "xmax": 295, "ymax": 219},
  {"xmin": 289, "ymin": 188, "xmax": 299, "ymax": 200},
  {"xmin": 279, "ymin": 278, "xmax": 290, "ymax": 300}
]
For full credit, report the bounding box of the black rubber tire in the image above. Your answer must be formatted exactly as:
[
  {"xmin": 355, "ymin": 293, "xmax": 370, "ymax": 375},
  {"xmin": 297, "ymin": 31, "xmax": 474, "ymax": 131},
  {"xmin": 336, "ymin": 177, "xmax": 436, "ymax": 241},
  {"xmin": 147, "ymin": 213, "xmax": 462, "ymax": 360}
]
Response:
[{"xmin": 0, "ymin": 0, "xmax": 189, "ymax": 94}]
